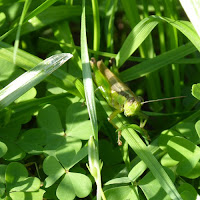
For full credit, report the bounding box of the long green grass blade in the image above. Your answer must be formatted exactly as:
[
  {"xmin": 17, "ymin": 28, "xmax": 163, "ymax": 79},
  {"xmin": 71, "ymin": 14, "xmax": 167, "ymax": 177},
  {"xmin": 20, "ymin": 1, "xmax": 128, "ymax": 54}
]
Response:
[
  {"xmin": 119, "ymin": 15, "xmax": 200, "ymax": 81},
  {"xmin": 160, "ymin": 16, "xmax": 200, "ymax": 52},
  {"xmin": 0, "ymin": 53, "xmax": 72, "ymax": 110},
  {"xmin": 116, "ymin": 15, "xmax": 200, "ymax": 70},
  {"xmin": 120, "ymin": 42, "xmax": 196, "ymax": 82},
  {"xmin": 81, "ymin": 1, "xmax": 103, "ymax": 200},
  {"xmin": 81, "ymin": 2, "xmax": 98, "ymax": 139},
  {"xmin": 13, "ymin": 0, "xmax": 32, "ymax": 64},
  {"xmin": 24, "ymin": 0, "xmax": 59, "ymax": 23},
  {"xmin": 116, "ymin": 16, "xmax": 160, "ymax": 67},
  {"xmin": 121, "ymin": 128, "xmax": 182, "ymax": 200},
  {"xmin": 121, "ymin": 0, "xmax": 140, "ymax": 28},
  {"xmin": 0, "ymin": 41, "xmax": 82, "ymax": 97},
  {"xmin": 0, "ymin": 93, "xmax": 69, "ymax": 125}
]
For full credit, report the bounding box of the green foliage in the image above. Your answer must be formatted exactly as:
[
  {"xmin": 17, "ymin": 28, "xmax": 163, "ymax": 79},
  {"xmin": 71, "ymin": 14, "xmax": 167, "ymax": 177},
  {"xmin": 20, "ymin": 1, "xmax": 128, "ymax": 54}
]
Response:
[
  {"xmin": 0, "ymin": 0, "xmax": 200, "ymax": 200},
  {"xmin": 0, "ymin": 162, "xmax": 44, "ymax": 199}
]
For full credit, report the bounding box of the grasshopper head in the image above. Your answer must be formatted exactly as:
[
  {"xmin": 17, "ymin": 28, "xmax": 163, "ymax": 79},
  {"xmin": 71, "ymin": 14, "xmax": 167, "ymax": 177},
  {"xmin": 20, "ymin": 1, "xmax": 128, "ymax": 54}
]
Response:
[{"xmin": 124, "ymin": 97, "xmax": 142, "ymax": 117}]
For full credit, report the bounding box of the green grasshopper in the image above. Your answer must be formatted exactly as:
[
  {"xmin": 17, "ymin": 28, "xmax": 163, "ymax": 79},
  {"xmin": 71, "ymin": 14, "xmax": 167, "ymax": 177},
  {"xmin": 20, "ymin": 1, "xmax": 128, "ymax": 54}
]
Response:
[
  {"xmin": 90, "ymin": 58, "xmax": 185, "ymax": 145},
  {"xmin": 90, "ymin": 58, "xmax": 148, "ymax": 144}
]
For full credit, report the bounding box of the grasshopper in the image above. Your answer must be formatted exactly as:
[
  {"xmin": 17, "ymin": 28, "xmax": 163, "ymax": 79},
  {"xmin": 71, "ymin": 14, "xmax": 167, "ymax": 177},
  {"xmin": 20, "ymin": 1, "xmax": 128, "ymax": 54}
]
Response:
[
  {"xmin": 90, "ymin": 58, "xmax": 148, "ymax": 144},
  {"xmin": 90, "ymin": 58, "xmax": 185, "ymax": 145}
]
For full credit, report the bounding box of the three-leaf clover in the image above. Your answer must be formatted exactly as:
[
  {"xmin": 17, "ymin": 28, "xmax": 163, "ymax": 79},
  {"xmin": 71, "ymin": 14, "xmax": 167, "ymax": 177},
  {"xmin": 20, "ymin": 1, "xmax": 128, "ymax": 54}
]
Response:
[{"xmin": 43, "ymin": 144, "xmax": 91, "ymax": 200}]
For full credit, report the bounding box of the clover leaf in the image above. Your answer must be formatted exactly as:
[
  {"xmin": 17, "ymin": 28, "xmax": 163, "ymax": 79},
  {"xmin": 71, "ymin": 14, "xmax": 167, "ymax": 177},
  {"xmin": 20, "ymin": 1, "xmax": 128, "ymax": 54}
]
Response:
[
  {"xmin": 65, "ymin": 102, "xmax": 93, "ymax": 140},
  {"xmin": 0, "ymin": 162, "xmax": 43, "ymax": 200},
  {"xmin": 36, "ymin": 103, "xmax": 92, "ymax": 155},
  {"xmin": 0, "ymin": 124, "xmax": 25, "ymax": 161},
  {"xmin": 9, "ymin": 189, "xmax": 45, "ymax": 200},
  {"xmin": 167, "ymin": 136, "xmax": 200, "ymax": 176},
  {"xmin": 18, "ymin": 128, "xmax": 46, "ymax": 155},
  {"xmin": 43, "ymin": 144, "xmax": 90, "ymax": 200},
  {"xmin": 5, "ymin": 162, "xmax": 41, "ymax": 192},
  {"xmin": 56, "ymin": 172, "xmax": 92, "ymax": 200}
]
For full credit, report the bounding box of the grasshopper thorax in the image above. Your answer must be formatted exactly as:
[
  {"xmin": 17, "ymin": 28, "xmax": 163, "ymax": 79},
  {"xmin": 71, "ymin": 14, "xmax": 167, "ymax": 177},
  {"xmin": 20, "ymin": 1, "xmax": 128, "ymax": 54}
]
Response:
[{"xmin": 124, "ymin": 97, "xmax": 142, "ymax": 117}]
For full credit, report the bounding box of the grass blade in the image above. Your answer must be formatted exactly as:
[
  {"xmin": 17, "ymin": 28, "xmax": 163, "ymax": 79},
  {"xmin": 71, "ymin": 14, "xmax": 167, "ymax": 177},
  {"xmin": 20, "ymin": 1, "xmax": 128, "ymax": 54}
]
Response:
[
  {"xmin": 0, "ymin": 53, "xmax": 72, "ymax": 110},
  {"xmin": 81, "ymin": 2, "xmax": 98, "ymax": 139},
  {"xmin": 120, "ymin": 42, "xmax": 196, "ymax": 82},
  {"xmin": 24, "ymin": 0, "xmax": 59, "ymax": 23},
  {"xmin": 116, "ymin": 15, "xmax": 200, "ymax": 76},
  {"xmin": 160, "ymin": 16, "xmax": 200, "ymax": 52},
  {"xmin": 121, "ymin": 127, "xmax": 183, "ymax": 200},
  {"xmin": 116, "ymin": 16, "xmax": 160, "ymax": 67},
  {"xmin": 13, "ymin": 0, "xmax": 32, "ymax": 64},
  {"xmin": 81, "ymin": 1, "xmax": 103, "ymax": 200},
  {"xmin": 0, "ymin": 41, "xmax": 82, "ymax": 97}
]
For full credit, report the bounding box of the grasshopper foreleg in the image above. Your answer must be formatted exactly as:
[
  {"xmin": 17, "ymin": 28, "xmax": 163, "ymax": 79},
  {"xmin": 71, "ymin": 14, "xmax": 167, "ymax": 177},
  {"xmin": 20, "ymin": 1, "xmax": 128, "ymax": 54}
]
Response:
[
  {"xmin": 138, "ymin": 112, "xmax": 148, "ymax": 128},
  {"xmin": 108, "ymin": 109, "xmax": 123, "ymax": 145}
]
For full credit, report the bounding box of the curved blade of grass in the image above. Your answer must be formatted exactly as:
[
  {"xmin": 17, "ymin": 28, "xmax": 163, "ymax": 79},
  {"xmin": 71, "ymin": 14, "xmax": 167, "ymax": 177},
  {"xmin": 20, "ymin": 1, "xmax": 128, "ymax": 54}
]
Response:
[
  {"xmin": 120, "ymin": 14, "xmax": 200, "ymax": 81},
  {"xmin": 159, "ymin": 16, "xmax": 200, "ymax": 52},
  {"xmin": 0, "ymin": 41, "xmax": 82, "ymax": 97},
  {"xmin": 0, "ymin": 53, "xmax": 72, "ymax": 110},
  {"xmin": 81, "ymin": 1, "xmax": 103, "ymax": 200},
  {"xmin": 116, "ymin": 16, "xmax": 160, "ymax": 67},
  {"xmin": 13, "ymin": 0, "xmax": 32, "ymax": 64},
  {"xmin": 120, "ymin": 42, "xmax": 196, "ymax": 82},
  {"xmin": 24, "ymin": 0, "xmax": 59, "ymax": 23},
  {"xmin": 116, "ymin": 15, "xmax": 200, "ymax": 76},
  {"xmin": 180, "ymin": 0, "xmax": 200, "ymax": 37}
]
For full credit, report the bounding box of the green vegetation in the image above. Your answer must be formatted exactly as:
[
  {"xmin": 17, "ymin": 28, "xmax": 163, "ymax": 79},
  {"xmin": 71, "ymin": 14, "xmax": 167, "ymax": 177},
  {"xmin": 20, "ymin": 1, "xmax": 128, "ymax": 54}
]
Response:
[{"xmin": 0, "ymin": 0, "xmax": 200, "ymax": 200}]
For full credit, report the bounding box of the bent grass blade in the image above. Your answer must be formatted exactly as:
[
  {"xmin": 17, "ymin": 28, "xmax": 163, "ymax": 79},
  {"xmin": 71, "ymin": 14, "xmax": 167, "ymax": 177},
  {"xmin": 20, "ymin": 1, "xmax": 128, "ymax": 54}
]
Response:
[{"xmin": 0, "ymin": 53, "xmax": 73, "ymax": 110}]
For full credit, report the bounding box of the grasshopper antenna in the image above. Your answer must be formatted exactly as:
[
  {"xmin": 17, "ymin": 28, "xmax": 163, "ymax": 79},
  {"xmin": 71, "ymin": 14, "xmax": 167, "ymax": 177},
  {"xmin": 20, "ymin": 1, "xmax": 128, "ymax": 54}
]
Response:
[{"xmin": 141, "ymin": 96, "xmax": 186, "ymax": 105}]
